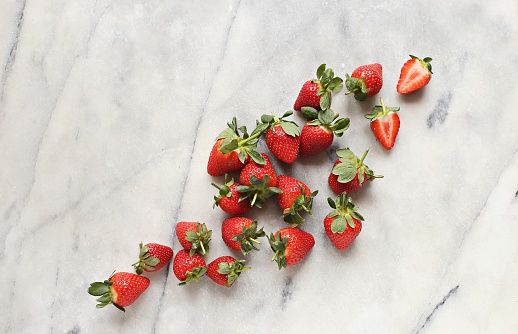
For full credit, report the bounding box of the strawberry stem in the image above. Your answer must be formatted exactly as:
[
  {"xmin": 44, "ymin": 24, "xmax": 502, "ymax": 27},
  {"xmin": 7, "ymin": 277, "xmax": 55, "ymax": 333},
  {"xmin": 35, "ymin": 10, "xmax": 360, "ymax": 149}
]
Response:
[
  {"xmin": 249, "ymin": 238, "xmax": 261, "ymax": 244},
  {"xmin": 359, "ymin": 149, "xmax": 369, "ymax": 165},
  {"xmin": 271, "ymin": 250, "xmax": 280, "ymax": 262}
]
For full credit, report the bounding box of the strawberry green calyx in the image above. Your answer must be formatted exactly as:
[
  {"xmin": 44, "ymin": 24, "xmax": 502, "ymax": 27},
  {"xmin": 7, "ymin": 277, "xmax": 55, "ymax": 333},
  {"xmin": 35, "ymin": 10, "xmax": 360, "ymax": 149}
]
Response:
[
  {"xmin": 302, "ymin": 107, "xmax": 350, "ymax": 137},
  {"xmin": 88, "ymin": 273, "xmax": 123, "ymax": 311},
  {"xmin": 327, "ymin": 193, "xmax": 365, "ymax": 233},
  {"xmin": 218, "ymin": 260, "xmax": 250, "ymax": 287},
  {"xmin": 132, "ymin": 243, "xmax": 160, "ymax": 275},
  {"xmin": 178, "ymin": 266, "xmax": 207, "ymax": 286},
  {"xmin": 212, "ymin": 174, "xmax": 235, "ymax": 207},
  {"xmin": 331, "ymin": 148, "xmax": 382, "ymax": 185},
  {"xmin": 314, "ymin": 64, "xmax": 344, "ymax": 110},
  {"xmin": 261, "ymin": 111, "xmax": 300, "ymax": 138},
  {"xmin": 268, "ymin": 233, "xmax": 289, "ymax": 269},
  {"xmin": 237, "ymin": 175, "xmax": 282, "ymax": 208},
  {"xmin": 217, "ymin": 117, "xmax": 266, "ymax": 165},
  {"xmin": 185, "ymin": 223, "xmax": 212, "ymax": 256},
  {"xmin": 345, "ymin": 73, "xmax": 369, "ymax": 101},
  {"xmin": 283, "ymin": 185, "xmax": 318, "ymax": 226},
  {"xmin": 231, "ymin": 220, "xmax": 266, "ymax": 255},
  {"xmin": 410, "ymin": 55, "xmax": 433, "ymax": 74},
  {"xmin": 365, "ymin": 97, "xmax": 400, "ymax": 121}
]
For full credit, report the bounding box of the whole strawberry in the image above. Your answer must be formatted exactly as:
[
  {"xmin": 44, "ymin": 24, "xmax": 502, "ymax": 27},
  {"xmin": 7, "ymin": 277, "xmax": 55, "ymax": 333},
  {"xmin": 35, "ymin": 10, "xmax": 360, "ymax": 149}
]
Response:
[
  {"xmin": 324, "ymin": 193, "xmax": 364, "ymax": 250},
  {"xmin": 221, "ymin": 217, "xmax": 266, "ymax": 255},
  {"xmin": 88, "ymin": 272, "xmax": 150, "ymax": 311},
  {"xmin": 365, "ymin": 98, "xmax": 400, "ymax": 150},
  {"xmin": 345, "ymin": 63, "xmax": 383, "ymax": 101},
  {"xmin": 261, "ymin": 111, "xmax": 300, "ymax": 164},
  {"xmin": 172, "ymin": 249, "xmax": 207, "ymax": 286},
  {"xmin": 294, "ymin": 64, "xmax": 343, "ymax": 111},
  {"xmin": 175, "ymin": 221, "xmax": 212, "ymax": 256},
  {"xmin": 237, "ymin": 153, "xmax": 281, "ymax": 208},
  {"xmin": 276, "ymin": 175, "xmax": 318, "ymax": 226},
  {"xmin": 397, "ymin": 55, "xmax": 433, "ymax": 94},
  {"xmin": 212, "ymin": 175, "xmax": 252, "ymax": 215},
  {"xmin": 328, "ymin": 148, "xmax": 382, "ymax": 194},
  {"xmin": 132, "ymin": 242, "xmax": 173, "ymax": 275},
  {"xmin": 268, "ymin": 228, "xmax": 315, "ymax": 269},
  {"xmin": 206, "ymin": 256, "xmax": 250, "ymax": 287}
]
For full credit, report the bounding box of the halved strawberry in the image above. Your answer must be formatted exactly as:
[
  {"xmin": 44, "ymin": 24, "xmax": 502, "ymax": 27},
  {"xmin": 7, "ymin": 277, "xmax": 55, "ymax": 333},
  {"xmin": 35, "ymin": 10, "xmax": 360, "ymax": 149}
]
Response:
[
  {"xmin": 294, "ymin": 64, "xmax": 343, "ymax": 111},
  {"xmin": 396, "ymin": 55, "xmax": 433, "ymax": 94},
  {"xmin": 365, "ymin": 98, "xmax": 400, "ymax": 150}
]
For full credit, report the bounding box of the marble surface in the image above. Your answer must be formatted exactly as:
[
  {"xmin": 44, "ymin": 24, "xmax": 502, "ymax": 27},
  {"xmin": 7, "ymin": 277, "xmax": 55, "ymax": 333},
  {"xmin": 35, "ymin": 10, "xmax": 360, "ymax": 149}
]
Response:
[{"xmin": 1, "ymin": 0, "xmax": 518, "ymax": 333}]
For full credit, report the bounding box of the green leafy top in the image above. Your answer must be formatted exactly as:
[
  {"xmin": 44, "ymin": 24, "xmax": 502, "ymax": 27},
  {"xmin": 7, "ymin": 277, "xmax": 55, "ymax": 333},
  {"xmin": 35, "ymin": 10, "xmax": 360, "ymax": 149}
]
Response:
[
  {"xmin": 344, "ymin": 73, "xmax": 370, "ymax": 101},
  {"xmin": 327, "ymin": 193, "xmax": 364, "ymax": 234},
  {"xmin": 236, "ymin": 174, "xmax": 282, "ymax": 208},
  {"xmin": 87, "ymin": 272, "xmax": 125, "ymax": 312},
  {"xmin": 260, "ymin": 111, "xmax": 300, "ymax": 138},
  {"xmin": 230, "ymin": 220, "xmax": 266, "ymax": 255},
  {"xmin": 314, "ymin": 64, "xmax": 344, "ymax": 110},
  {"xmin": 331, "ymin": 148, "xmax": 381, "ymax": 185},
  {"xmin": 185, "ymin": 223, "xmax": 212, "ymax": 256},
  {"xmin": 283, "ymin": 185, "xmax": 319, "ymax": 227},
  {"xmin": 365, "ymin": 97, "xmax": 400, "ymax": 121},
  {"xmin": 216, "ymin": 117, "xmax": 267, "ymax": 165},
  {"xmin": 178, "ymin": 266, "xmax": 207, "ymax": 286},
  {"xmin": 132, "ymin": 243, "xmax": 160, "ymax": 275},
  {"xmin": 410, "ymin": 55, "xmax": 433, "ymax": 74},
  {"xmin": 217, "ymin": 259, "xmax": 250, "ymax": 287},
  {"xmin": 212, "ymin": 174, "xmax": 236, "ymax": 207},
  {"xmin": 301, "ymin": 107, "xmax": 350, "ymax": 137},
  {"xmin": 268, "ymin": 232, "xmax": 289, "ymax": 270}
]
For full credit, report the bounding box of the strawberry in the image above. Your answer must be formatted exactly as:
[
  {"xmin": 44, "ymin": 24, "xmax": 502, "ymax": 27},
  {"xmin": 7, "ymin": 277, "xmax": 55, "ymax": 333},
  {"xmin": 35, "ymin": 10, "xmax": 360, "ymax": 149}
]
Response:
[
  {"xmin": 132, "ymin": 242, "xmax": 173, "ymax": 275},
  {"xmin": 268, "ymin": 227, "xmax": 315, "ymax": 269},
  {"xmin": 88, "ymin": 272, "xmax": 150, "ymax": 311},
  {"xmin": 206, "ymin": 256, "xmax": 250, "ymax": 287},
  {"xmin": 294, "ymin": 64, "xmax": 343, "ymax": 111},
  {"xmin": 365, "ymin": 98, "xmax": 400, "ymax": 150},
  {"xmin": 212, "ymin": 175, "xmax": 252, "ymax": 215},
  {"xmin": 175, "ymin": 221, "xmax": 212, "ymax": 256},
  {"xmin": 328, "ymin": 148, "xmax": 382, "ymax": 194},
  {"xmin": 345, "ymin": 63, "xmax": 383, "ymax": 101},
  {"xmin": 207, "ymin": 117, "xmax": 266, "ymax": 176},
  {"xmin": 276, "ymin": 175, "xmax": 318, "ymax": 226},
  {"xmin": 299, "ymin": 108, "xmax": 350, "ymax": 157},
  {"xmin": 261, "ymin": 111, "xmax": 300, "ymax": 164},
  {"xmin": 237, "ymin": 153, "xmax": 281, "ymax": 208},
  {"xmin": 396, "ymin": 55, "xmax": 433, "ymax": 94},
  {"xmin": 324, "ymin": 193, "xmax": 364, "ymax": 250},
  {"xmin": 221, "ymin": 217, "xmax": 265, "ymax": 255},
  {"xmin": 172, "ymin": 249, "xmax": 207, "ymax": 285}
]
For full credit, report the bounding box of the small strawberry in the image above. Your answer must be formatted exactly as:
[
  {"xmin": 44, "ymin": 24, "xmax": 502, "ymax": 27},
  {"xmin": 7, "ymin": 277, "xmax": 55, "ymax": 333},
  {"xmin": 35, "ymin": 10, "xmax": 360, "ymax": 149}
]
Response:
[
  {"xmin": 294, "ymin": 64, "xmax": 343, "ymax": 111},
  {"xmin": 175, "ymin": 221, "xmax": 212, "ymax": 256},
  {"xmin": 396, "ymin": 55, "xmax": 433, "ymax": 94},
  {"xmin": 268, "ymin": 227, "xmax": 315, "ymax": 269},
  {"xmin": 221, "ymin": 217, "xmax": 266, "ymax": 255},
  {"xmin": 88, "ymin": 272, "xmax": 150, "ymax": 311},
  {"xmin": 261, "ymin": 111, "xmax": 300, "ymax": 164},
  {"xmin": 324, "ymin": 193, "xmax": 364, "ymax": 250},
  {"xmin": 365, "ymin": 98, "xmax": 400, "ymax": 150},
  {"xmin": 172, "ymin": 249, "xmax": 207, "ymax": 285},
  {"xmin": 328, "ymin": 148, "xmax": 382, "ymax": 194},
  {"xmin": 206, "ymin": 256, "xmax": 250, "ymax": 287},
  {"xmin": 237, "ymin": 153, "xmax": 281, "ymax": 208},
  {"xmin": 207, "ymin": 117, "xmax": 266, "ymax": 176},
  {"xmin": 299, "ymin": 108, "xmax": 350, "ymax": 157},
  {"xmin": 212, "ymin": 175, "xmax": 252, "ymax": 215},
  {"xmin": 132, "ymin": 242, "xmax": 173, "ymax": 275},
  {"xmin": 345, "ymin": 63, "xmax": 383, "ymax": 101},
  {"xmin": 276, "ymin": 175, "xmax": 318, "ymax": 226}
]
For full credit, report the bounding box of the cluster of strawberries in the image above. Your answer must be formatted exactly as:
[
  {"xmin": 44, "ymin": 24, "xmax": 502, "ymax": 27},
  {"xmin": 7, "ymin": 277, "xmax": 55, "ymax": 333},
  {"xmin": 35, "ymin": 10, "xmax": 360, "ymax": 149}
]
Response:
[{"xmin": 88, "ymin": 55, "xmax": 432, "ymax": 311}]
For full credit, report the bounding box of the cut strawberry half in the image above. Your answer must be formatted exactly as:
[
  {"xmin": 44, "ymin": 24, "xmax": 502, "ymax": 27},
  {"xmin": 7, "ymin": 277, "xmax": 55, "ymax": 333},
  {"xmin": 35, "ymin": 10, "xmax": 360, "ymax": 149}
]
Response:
[
  {"xmin": 396, "ymin": 55, "xmax": 433, "ymax": 94},
  {"xmin": 365, "ymin": 98, "xmax": 400, "ymax": 150}
]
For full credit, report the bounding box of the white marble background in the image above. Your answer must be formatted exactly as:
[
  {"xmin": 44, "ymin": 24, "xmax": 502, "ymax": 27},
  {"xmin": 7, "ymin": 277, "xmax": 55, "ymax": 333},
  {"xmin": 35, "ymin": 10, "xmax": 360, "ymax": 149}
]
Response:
[{"xmin": 1, "ymin": 0, "xmax": 518, "ymax": 333}]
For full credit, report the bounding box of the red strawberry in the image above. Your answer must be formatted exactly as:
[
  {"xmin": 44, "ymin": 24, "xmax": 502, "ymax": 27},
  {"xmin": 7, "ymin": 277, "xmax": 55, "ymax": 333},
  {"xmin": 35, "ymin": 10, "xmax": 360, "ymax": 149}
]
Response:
[
  {"xmin": 261, "ymin": 111, "xmax": 300, "ymax": 164},
  {"xmin": 276, "ymin": 175, "xmax": 318, "ymax": 226},
  {"xmin": 237, "ymin": 153, "xmax": 281, "ymax": 208},
  {"xmin": 268, "ymin": 227, "xmax": 315, "ymax": 269},
  {"xmin": 88, "ymin": 272, "xmax": 150, "ymax": 311},
  {"xmin": 345, "ymin": 63, "xmax": 383, "ymax": 101},
  {"xmin": 221, "ymin": 217, "xmax": 265, "ymax": 255},
  {"xmin": 396, "ymin": 55, "xmax": 433, "ymax": 94},
  {"xmin": 207, "ymin": 117, "xmax": 266, "ymax": 176},
  {"xmin": 239, "ymin": 153, "xmax": 278, "ymax": 187},
  {"xmin": 172, "ymin": 249, "xmax": 207, "ymax": 285},
  {"xmin": 175, "ymin": 221, "xmax": 212, "ymax": 256},
  {"xmin": 299, "ymin": 108, "xmax": 350, "ymax": 157},
  {"xmin": 328, "ymin": 148, "xmax": 382, "ymax": 194},
  {"xmin": 132, "ymin": 243, "xmax": 173, "ymax": 275},
  {"xmin": 324, "ymin": 193, "xmax": 364, "ymax": 250},
  {"xmin": 294, "ymin": 64, "xmax": 343, "ymax": 111},
  {"xmin": 212, "ymin": 175, "xmax": 252, "ymax": 215},
  {"xmin": 365, "ymin": 98, "xmax": 400, "ymax": 150},
  {"xmin": 206, "ymin": 256, "xmax": 250, "ymax": 287}
]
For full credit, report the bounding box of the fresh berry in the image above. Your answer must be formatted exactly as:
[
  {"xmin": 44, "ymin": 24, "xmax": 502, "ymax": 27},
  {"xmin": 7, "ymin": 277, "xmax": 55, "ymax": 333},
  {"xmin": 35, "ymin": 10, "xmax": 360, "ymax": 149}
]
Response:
[
  {"xmin": 206, "ymin": 256, "xmax": 250, "ymax": 287},
  {"xmin": 276, "ymin": 175, "xmax": 318, "ymax": 226},
  {"xmin": 172, "ymin": 249, "xmax": 207, "ymax": 285},
  {"xmin": 396, "ymin": 55, "xmax": 433, "ymax": 94},
  {"xmin": 261, "ymin": 111, "xmax": 300, "ymax": 164},
  {"xmin": 221, "ymin": 217, "xmax": 266, "ymax": 255},
  {"xmin": 365, "ymin": 98, "xmax": 400, "ymax": 150},
  {"xmin": 344, "ymin": 63, "xmax": 383, "ymax": 101},
  {"xmin": 237, "ymin": 153, "xmax": 281, "ymax": 207},
  {"xmin": 132, "ymin": 243, "xmax": 173, "ymax": 275},
  {"xmin": 328, "ymin": 148, "xmax": 382, "ymax": 194},
  {"xmin": 324, "ymin": 193, "xmax": 364, "ymax": 250},
  {"xmin": 88, "ymin": 272, "xmax": 150, "ymax": 311},
  {"xmin": 175, "ymin": 222, "xmax": 212, "ymax": 256},
  {"xmin": 268, "ymin": 228, "xmax": 315, "ymax": 269},
  {"xmin": 294, "ymin": 64, "xmax": 343, "ymax": 111},
  {"xmin": 212, "ymin": 175, "xmax": 252, "ymax": 215}
]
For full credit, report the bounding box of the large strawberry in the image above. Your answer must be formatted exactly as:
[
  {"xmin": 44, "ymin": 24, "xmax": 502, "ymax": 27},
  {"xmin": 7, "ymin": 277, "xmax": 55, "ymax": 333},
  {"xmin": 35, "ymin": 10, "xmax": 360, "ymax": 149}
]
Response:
[
  {"xmin": 206, "ymin": 256, "xmax": 250, "ymax": 287},
  {"xmin": 221, "ymin": 217, "xmax": 265, "ymax": 255},
  {"xmin": 365, "ymin": 98, "xmax": 400, "ymax": 150},
  {"xmin": 132, "ymin": 242, "xmax": 173, "ymax": 275},
  {"xmin": 237, "ymin": 153, "xmax": 281, "ymax": 208},
  {"xmin": 299, "ymin": 107, "xmax": 350, "ymax": 157},
  {"xmin": 261, "ymin": 111, "xmax": 300, "ymax": 164},
  {"xmin": 88, "ymin": 272, "xmax": 150, "ymax": 311},
  {"xmin": 207, "ymin": 117, "xmax": 266, "ymax": 176},
  {"xmin": 172, "ymin": 249, "xmax": 207, "ymax": 286},
  {"xmin": 345, "ymin": 63, "xmax": 383, "ymax": 101},
  {"xmin": 175, "ymin": 221, "xmax": 212, "ymax": 256},
  {"xmin": 328, "ymin": 148, "xmax": 382, "ymax": 194},
  {"xmin": 396, "ymin": 55, "xmax": 433, "ymax": 94},
  {"xmin": 276, "ymin": 175, "xmax": 318, "ymax": 226},
  {"xmin": 324, "ymin": 193, "xmax": 364, "ymax": 250},
  {"xmin": 268, "ymin": 227, "xmax": 315, "ymax": 269},
  {"xmin": 212, "ymin": 175, "xmax": 252, "ymax": 215},
  {"xmin": 294, "ymin": 64, "xmax": 343, "ymax": 111}
]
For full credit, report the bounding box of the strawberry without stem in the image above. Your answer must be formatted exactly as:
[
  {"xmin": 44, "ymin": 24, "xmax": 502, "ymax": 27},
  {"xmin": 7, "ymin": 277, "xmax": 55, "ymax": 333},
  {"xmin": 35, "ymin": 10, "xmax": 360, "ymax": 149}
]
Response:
[
  {"xmin": 173, "ymin": 249, "xmax": 207, "ymax": 286},
  {"xmin": 212, "ymin": 175, "xmax": 252, "ymax": 215},
  {"xmin": 294, "ymin": 64, "xmax": 343, "ymax": 111},
  {"xmin": 324, "ymin": 193, "xmax": 364, "ymax": 250},
  {"xmin": 261, "ymin": 111, "xmax": 300, "ymax": 164},
  {"xmin": 175, "ymin": 221, "xmax": 212, "ymax": 256},
  {"xmin": 345, "ymin": 63, "xmax": 383, "ymax": 101},
  {"xmin": 269, "ymin": 227, "xmax": 315, "ymax": 269},
  {"xmin": 206, "ymin": 256, "xmax": 250, "ymax": 287},
  {"xmin": 397, "ymin": 55, "xmax": 433, "ymax": 94},
  {"xmin": 276, "ymin": 175, "xmax": 318, "ymax": 226},
  {"xmin": 132, "ymin": 243, "xmax": 173, "ymax": 275},
  {"xmin": 365, "ymin": 98, "xmax": 400, "ymax": 150},
  {"xmin": 222, "ymin": 217, "xmax": 266, "ymax": 255}
]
